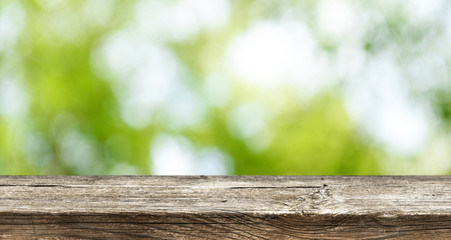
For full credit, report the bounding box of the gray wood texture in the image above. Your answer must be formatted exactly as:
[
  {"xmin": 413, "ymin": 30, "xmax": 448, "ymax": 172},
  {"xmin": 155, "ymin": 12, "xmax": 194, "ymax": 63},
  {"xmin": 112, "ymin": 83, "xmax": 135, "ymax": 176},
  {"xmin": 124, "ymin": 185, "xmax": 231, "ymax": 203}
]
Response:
[{"xmin": 0, "ymin": 176, "xmax": 450, "ymax": 239}]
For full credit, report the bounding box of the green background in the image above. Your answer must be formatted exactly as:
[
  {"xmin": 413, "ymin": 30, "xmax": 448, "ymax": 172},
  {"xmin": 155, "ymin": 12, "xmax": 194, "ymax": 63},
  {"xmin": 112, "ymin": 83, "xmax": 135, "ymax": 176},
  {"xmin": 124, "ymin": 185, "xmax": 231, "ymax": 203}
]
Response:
[{"xmin": 1, "ymin": 0, "xmax": 450, "ymax": 175}]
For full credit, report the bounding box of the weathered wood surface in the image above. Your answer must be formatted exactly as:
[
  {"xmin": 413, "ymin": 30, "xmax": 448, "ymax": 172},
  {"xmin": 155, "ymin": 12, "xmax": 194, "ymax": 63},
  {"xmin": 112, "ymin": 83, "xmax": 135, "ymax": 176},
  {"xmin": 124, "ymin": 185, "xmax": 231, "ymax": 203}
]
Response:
[{"xmin": 0, "ymin": 176, "xmax": 451, "ymax": 239}]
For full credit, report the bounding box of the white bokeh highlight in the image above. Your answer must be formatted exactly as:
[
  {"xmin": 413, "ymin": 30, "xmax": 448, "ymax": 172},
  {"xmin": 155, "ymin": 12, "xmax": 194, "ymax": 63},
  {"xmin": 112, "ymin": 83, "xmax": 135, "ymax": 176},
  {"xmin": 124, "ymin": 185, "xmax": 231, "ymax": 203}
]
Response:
[
  {"xmin": 344, "ymin": 54, "xmax": 433, "ymax": 155},
  {"xmin": 134, "ymin": 0, "xmax": 230, "ymax": 42},
  {"xmin": 0, "ymin": 2, "xmax": 26, "ymax": 52},
  {"xmin": 226, "ymin": 20, "xmax": 324, "ymax": 95},
  {"xmin": 150, "ymin": 134, "xmax": 230, "ymax": 175},
  {"xmin": 316, "ymin": 0, "xmax": 357, "ymax": 39},
  {"xmin": 0, "ymin": 78, "xmax": 29, "ymax": 120}
]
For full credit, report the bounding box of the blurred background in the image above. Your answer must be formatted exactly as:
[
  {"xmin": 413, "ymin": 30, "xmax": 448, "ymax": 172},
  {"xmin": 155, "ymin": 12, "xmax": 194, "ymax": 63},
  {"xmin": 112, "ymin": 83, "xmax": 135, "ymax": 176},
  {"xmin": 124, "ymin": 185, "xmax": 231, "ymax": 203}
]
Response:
[{"xmin": 1, "ymin": 0, "xmax": 451, "ymax": 175}]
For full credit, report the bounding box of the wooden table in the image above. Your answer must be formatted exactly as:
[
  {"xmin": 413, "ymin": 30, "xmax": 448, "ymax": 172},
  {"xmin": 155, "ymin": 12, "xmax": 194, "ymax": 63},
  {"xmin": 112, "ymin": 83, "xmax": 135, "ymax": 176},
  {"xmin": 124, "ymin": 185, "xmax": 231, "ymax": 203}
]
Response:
[{"xmin": 1, "ymin": 176, "xmax": 450, "ymax": 239}]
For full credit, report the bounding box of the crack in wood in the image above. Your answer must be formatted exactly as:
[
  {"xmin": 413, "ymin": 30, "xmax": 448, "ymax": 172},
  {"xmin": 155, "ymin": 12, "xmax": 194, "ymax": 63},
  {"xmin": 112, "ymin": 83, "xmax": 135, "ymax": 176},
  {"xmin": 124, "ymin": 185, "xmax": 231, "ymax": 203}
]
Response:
[{"xmin": 228, "ymin": 186, "xmax": 323, "ymax": 189}]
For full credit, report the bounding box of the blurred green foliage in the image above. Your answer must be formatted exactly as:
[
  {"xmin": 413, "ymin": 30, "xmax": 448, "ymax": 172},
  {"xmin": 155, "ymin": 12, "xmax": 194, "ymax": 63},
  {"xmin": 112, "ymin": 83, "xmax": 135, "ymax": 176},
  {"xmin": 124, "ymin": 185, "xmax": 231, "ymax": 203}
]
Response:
[{"xmin": 0, "ymin": 0, "xmax": 450, "ymax": 175}]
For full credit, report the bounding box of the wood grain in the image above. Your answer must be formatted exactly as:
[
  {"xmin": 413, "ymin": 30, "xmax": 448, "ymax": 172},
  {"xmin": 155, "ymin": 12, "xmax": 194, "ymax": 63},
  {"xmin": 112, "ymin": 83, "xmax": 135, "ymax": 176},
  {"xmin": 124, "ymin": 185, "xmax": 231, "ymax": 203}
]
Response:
[{"xmin": 0, "ymin": 176, "xmax": 450, "ymax": 239}]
